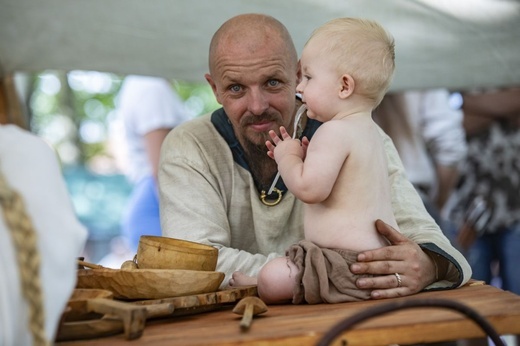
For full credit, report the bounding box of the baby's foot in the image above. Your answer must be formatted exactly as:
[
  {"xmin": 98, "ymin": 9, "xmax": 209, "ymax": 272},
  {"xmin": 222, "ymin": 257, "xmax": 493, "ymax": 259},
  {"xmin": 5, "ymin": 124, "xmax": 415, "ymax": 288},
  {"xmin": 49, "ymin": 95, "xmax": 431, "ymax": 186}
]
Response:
[{"xmin": 229, "ymin": 271, "xmax": 258, "ymax": 287}]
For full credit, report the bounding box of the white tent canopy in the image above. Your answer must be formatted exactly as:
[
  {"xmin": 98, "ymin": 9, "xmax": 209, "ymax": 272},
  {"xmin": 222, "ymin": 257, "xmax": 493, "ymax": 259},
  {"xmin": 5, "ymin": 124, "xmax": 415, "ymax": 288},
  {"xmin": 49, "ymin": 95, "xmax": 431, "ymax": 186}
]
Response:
[{"xmin": 1, "ymin": 0, "xmax": 519, "ymax": 92}]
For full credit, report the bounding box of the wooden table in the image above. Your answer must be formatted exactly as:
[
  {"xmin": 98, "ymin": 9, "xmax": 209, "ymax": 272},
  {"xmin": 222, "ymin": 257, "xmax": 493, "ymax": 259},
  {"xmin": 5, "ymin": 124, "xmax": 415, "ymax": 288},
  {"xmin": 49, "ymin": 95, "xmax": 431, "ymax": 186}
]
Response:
[{"xmin": 57, "ymin": 283, "xmax": 520, "ymax": 346}]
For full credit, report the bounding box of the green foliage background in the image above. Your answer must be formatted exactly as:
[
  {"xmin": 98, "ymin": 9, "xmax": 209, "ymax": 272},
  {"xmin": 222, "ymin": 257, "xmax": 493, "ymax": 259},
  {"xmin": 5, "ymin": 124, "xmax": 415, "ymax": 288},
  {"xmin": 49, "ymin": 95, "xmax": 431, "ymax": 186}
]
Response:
[{"xmin": 28, "ymin": 71, "xmax": 220, "ymax": 261}]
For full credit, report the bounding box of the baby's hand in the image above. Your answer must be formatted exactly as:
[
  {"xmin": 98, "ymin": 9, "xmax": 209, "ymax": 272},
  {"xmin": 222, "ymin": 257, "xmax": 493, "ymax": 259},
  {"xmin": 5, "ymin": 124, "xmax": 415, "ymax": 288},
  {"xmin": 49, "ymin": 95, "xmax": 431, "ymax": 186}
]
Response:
[
  {"xmin": 266, "ymin": 137, "xmax": 276, "ymax": 160},
  {"xmin": 266, "ymin": 126, "xmax": 301, "ymax": 160}
]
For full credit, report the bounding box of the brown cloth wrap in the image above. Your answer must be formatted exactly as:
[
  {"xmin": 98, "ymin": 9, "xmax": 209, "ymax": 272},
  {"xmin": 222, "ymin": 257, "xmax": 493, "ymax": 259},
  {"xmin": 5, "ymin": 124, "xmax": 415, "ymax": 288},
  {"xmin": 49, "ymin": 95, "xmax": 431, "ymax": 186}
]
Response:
[{"xmin": 287, "ymin": 240, "xmax": 372, "ymax": 304}]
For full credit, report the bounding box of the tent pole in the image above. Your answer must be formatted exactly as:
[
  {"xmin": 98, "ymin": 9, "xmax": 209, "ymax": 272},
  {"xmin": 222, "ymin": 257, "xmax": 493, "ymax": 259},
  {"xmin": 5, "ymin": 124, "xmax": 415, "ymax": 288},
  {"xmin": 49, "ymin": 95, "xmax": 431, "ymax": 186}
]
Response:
[{"xmin": 0, "ymin": 74, "xmax": 28, "ymax": 129}]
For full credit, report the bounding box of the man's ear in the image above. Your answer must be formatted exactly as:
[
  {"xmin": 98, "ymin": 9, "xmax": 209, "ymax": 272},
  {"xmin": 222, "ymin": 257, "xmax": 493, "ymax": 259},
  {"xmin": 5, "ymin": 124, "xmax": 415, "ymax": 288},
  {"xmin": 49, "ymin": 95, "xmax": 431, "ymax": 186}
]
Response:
[
  {"xmin": 339, "ymin": 74, "xmax": 355, "ymax": 99},
  {"xmin": 205, "ymin": 73, "xmax": 221, "ymax": 104}
]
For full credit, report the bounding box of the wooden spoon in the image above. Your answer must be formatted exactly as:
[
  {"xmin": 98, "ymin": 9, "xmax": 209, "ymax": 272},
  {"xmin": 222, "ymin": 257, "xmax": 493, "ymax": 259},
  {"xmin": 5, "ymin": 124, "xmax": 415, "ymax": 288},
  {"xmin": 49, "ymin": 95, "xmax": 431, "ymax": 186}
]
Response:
[
  {"xmin": 232, "ymin": 296, "xmax": 268, "ymax": 330},
  {"xmin": 77, "ymin": 260, "xmax": 105, "ymax": 270}
]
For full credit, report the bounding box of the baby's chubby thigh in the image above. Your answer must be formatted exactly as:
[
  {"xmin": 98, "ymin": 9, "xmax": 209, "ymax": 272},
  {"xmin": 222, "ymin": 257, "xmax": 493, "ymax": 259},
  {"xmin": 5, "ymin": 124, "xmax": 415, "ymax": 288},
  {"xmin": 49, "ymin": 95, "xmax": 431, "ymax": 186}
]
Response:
[{"xmin": 257, "ymin": 257, "xmax": 299, "ymax": 304}]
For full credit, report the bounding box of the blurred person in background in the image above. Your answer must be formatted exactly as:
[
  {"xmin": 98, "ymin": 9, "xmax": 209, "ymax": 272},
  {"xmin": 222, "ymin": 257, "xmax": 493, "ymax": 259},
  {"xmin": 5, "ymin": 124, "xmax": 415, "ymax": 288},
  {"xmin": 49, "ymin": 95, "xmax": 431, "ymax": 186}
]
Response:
[
  {"xmin": 374, "ymin": 89, "xmax": 467, "ymax": 346},
  {"xmin": 373, "ymin": 88, "xmax": 467, "ymax": 239},
  {"xmin": 1, "ymin": 124, "xmax": 87, "ymax": 345},
  {"xmin": 445, "ymin": 87, "xmax": 520, "ymax": 346},
  {"xmin": 115, "ymin": 75, "xmax": 191, "ymax": 253}
]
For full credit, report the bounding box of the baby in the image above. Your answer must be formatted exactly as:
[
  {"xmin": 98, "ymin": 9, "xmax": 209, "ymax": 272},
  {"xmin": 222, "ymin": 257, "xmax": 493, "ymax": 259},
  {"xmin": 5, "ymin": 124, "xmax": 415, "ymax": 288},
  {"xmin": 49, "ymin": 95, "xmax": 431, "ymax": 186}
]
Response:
[{"xmin": 231, "ymin": 17, "xmax": 397, "ymax": 304}]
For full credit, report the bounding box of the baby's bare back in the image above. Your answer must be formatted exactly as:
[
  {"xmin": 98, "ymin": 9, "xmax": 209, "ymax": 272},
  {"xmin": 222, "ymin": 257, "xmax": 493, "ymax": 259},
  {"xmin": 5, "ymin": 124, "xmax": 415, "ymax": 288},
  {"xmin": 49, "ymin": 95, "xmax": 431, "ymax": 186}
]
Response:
[{"xmin": 305, "ymin": 116, "xmax": 397, "ymax": 251}]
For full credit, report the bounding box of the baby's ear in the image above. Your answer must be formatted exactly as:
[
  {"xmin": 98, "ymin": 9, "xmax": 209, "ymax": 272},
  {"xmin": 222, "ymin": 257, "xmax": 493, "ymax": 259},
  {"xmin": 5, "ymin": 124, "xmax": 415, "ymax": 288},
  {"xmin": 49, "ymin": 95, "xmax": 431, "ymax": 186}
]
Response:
[{"xmin": 339, "ymin": 74, "xmax": 355, "ymax": 99}]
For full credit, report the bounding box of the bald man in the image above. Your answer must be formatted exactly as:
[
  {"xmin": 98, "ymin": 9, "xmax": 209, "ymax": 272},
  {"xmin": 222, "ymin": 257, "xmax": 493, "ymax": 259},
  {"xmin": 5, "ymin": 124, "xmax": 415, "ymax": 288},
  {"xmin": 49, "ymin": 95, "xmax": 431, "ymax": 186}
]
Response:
[{"xmin": 158, "ymin": 13, "xmax": 471, "ymax": 300}]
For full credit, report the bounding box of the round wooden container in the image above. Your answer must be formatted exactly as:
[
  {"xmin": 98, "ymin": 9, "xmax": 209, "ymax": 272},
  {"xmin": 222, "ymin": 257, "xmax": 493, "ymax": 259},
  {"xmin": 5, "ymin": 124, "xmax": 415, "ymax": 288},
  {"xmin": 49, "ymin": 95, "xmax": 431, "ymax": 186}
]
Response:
[{"xmin": 136, "ymin": 236, "xmax": 218, "ymax": 271}]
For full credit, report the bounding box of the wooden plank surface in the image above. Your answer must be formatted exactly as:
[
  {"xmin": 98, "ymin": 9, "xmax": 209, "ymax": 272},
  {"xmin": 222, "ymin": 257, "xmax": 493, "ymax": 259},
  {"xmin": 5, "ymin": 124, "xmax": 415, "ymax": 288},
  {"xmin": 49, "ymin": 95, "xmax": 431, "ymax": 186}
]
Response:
[{"xmin": 56, "ymin": 284, "xmax": 520, "ymax": 346}]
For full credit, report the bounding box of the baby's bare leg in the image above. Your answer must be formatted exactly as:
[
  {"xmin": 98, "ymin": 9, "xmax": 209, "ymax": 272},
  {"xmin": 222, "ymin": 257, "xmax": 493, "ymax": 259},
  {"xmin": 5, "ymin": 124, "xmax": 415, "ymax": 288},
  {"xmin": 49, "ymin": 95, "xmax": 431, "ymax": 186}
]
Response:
[
  {"xmin": 257, "ymin": 257, "xmax": 299, "ymax": 304},
  {"xmin": 229, "ymin": 271, "xmax": 258, "ymax": 287}
]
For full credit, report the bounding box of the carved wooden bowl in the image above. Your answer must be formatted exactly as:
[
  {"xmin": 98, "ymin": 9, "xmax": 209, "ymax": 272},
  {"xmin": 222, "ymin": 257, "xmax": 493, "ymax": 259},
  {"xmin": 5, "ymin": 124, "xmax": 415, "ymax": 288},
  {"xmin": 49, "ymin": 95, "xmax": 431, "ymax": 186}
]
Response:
[{"xmin": 76, "ymin": 268, "xmax": 225, "ymax": 299}]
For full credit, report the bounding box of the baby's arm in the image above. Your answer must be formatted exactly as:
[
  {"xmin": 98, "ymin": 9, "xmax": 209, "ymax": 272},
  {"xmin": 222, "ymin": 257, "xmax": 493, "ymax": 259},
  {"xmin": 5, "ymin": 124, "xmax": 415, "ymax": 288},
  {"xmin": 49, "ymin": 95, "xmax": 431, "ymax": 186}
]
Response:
[
  {"xmin": 267, "ymin": 124, "xmax": 344, "ymax": 203},
  {"xmin": 300, "ymin": 136, "xmax": 310, "ymax": 160}
]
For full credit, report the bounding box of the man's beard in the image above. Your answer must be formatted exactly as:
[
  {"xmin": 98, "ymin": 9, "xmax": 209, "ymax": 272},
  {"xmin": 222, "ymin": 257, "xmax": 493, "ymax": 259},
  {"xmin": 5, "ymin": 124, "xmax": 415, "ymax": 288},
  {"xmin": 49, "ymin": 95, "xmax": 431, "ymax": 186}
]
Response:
[
  {"xmin": 238, "ymin": 114, "xmax": 280, "ymax": 189},
  {"xmin": 242, "ymin": 139, "xmax": 278, "ymax": 189}
]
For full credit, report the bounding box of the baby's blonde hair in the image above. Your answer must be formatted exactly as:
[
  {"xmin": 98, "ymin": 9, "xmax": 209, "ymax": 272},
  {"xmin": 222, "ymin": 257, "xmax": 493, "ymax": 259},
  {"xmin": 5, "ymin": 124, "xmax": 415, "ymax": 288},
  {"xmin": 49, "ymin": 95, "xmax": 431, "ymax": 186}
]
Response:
[{"xmin": 307, "ymin": 17, "xmax": 395, "ymax": 107}]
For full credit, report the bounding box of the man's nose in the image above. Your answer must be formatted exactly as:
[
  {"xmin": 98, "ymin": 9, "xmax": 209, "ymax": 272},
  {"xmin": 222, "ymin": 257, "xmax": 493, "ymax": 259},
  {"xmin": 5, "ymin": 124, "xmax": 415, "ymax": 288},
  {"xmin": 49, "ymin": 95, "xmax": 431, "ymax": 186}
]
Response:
[{"xmin": 247, "ymin": 89, "xmax": 269, "ymax": 115}]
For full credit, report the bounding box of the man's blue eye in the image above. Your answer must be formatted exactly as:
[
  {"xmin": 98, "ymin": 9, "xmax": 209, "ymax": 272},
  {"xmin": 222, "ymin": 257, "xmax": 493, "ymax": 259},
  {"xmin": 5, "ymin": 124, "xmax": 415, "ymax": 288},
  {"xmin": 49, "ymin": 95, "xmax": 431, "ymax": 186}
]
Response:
[
  {"xmin": 230, "ymin": 85, "xmax": 241, "ymax": 92},
  {"xmin": 268, "ymin": 80, "xmax": 279, "ymax": 87}
]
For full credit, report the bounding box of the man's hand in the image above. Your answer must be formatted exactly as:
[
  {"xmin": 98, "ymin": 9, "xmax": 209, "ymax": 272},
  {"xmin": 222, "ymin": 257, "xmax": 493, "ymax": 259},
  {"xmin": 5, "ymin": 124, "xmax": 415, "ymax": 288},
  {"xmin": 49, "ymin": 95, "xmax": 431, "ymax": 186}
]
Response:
[{"xmin": 350, "ymin": 219, "xmax": 437, "ymax": 299}]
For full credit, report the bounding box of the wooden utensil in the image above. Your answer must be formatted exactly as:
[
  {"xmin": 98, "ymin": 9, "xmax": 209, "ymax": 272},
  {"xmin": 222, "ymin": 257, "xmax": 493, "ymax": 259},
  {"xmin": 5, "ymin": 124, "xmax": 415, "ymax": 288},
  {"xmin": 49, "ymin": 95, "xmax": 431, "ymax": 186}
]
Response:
[
  {"xmin": 56, "ymin": 286, "xmax": 257, "ymax": 341},
  {"xmin": 63, "ymin": 288, "xmax": 113, "ymax": 322},
  {"xmin": 232, "ymin": 296, "xmax": 268, "ymax": 330},
  {"xmin": 88, "ymin": 299, "xmax": 147, "ymax": 340},
  {"xmin": 57, "ymin": 299, "xmax": 150, "ymax": 341},
  {"xmin": 78, "ymin": 260, "xmax": 106, "ymax": 270}
]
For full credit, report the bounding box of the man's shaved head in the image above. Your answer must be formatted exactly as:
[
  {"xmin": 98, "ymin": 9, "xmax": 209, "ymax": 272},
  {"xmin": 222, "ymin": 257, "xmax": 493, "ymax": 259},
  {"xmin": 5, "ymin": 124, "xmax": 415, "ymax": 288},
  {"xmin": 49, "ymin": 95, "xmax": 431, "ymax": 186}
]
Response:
[{"xmin": 208, "ymin": 13, "xmax": 298, "ymax": 75}]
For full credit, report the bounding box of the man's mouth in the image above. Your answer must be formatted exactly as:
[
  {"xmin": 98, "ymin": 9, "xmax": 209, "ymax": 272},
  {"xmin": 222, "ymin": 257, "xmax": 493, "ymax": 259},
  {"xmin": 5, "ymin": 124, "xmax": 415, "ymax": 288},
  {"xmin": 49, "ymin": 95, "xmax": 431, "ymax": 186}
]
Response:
[{"xmin": 249, "ymin": 120, "xmax": 274, "ymax": 132}]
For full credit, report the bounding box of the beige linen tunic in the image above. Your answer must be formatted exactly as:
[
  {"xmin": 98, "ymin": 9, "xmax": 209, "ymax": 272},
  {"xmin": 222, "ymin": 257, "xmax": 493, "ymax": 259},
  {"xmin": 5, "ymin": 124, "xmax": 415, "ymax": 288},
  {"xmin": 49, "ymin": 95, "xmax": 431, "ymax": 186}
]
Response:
[{"xmin": 159, "ymin": 113, "xmax": 471, "ymax": 289}]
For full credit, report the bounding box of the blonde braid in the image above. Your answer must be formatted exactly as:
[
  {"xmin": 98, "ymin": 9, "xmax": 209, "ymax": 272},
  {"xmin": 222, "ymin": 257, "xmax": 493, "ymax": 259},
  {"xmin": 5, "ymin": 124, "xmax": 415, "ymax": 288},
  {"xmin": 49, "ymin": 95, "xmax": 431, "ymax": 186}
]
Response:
[{"xmin": 0, "ymin": 169, "xmax": 49, "ymax": 346}]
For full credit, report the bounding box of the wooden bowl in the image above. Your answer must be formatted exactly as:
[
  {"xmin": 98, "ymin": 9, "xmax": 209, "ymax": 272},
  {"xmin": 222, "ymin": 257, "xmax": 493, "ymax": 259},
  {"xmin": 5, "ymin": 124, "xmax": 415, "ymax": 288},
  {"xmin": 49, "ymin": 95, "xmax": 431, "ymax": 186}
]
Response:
[
  {"xmin": 136, "ymin": 236, "xmax": 218, "ymax": 271},
  {"xmin": 76, "ymin": 268, "xmax": 225, "ymax": 299}
]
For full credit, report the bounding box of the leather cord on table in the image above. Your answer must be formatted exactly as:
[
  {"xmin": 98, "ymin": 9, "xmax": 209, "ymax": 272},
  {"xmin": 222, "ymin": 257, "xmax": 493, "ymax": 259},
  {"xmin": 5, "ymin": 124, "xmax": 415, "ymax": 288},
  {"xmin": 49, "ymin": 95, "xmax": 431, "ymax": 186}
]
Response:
[{"xmin": 317, "ymin": 298, "xmax": 505, "ymax": 346}]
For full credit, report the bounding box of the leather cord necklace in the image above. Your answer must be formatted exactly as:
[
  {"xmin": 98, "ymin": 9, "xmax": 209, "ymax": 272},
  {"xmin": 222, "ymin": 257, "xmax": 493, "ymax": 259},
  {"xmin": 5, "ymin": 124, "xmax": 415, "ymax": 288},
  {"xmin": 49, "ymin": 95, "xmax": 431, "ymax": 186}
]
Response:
[{"xmin": 260, "ymin": 104, "xmax": 307, "ymax": 207}]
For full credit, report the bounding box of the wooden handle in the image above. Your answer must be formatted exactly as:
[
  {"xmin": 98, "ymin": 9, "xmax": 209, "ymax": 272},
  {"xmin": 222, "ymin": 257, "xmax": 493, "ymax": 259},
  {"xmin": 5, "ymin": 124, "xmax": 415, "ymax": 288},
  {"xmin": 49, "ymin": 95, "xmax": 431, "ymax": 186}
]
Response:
[
  {"xmin": 56, "ymin": 318, "xmax": 124, "ymax": 341},
  {"xmin": 87, "ymin": 298, "xmax": 146, "ymax": 340},
  {"xmin": 144, "ymin": 303, "xmax": 175, "ymax": 318},
  {"xmin": 239, "ymin": 304, "xmax": 254, "ymax": 330},
  {"xmin": 78, "ymin": 260, "xmax": 104, "ymax": 269}
]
